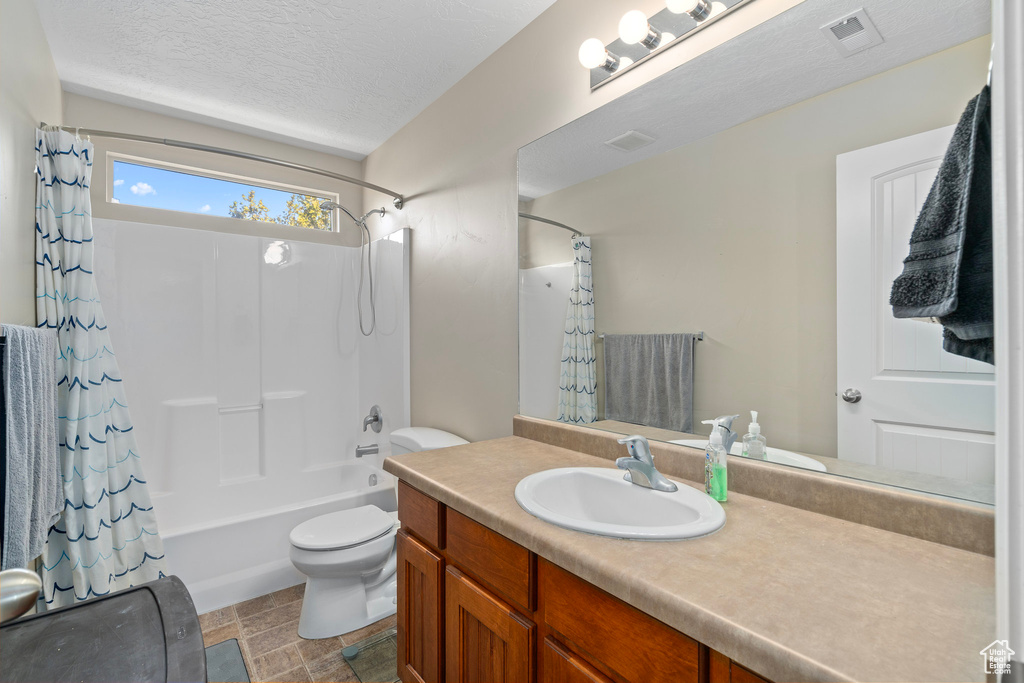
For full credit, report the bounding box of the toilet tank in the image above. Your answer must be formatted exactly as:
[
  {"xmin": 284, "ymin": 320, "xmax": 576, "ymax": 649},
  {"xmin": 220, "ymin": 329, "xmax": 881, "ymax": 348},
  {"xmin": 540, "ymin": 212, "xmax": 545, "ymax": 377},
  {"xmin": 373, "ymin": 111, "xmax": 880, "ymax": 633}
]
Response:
[{"xmin": 390, "ymin": 427, "xmax": 469, "ymax": 456}]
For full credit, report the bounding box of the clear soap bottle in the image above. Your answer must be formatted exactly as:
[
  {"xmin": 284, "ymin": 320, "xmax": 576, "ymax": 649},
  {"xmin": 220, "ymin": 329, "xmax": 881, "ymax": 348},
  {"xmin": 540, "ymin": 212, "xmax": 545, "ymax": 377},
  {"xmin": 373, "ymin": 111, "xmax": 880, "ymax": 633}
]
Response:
[
  {"xmin": 742, "ymin": 410, "xmax": 767, "ymax": 460},
  {"xmin": 702, "ymin": 419, "xmax": 728, "ymax": 502}
]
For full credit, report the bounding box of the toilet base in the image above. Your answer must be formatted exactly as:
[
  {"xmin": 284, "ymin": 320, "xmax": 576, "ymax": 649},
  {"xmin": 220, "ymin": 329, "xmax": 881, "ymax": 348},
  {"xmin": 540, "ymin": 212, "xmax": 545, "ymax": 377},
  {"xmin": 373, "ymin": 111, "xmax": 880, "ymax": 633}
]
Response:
[{"xmin": 297, "ymin": 576, "xmax": 398, "ymax": 640}]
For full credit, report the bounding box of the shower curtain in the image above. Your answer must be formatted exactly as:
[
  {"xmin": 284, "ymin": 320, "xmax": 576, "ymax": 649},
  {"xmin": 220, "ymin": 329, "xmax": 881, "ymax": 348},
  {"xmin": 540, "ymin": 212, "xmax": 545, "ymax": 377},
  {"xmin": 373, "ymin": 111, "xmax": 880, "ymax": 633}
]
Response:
[
  {"xmin": 557, "ymin": 236, "xmax": 597, "ymax": 424},
  {"xmin": 35, "ymin": 128, "xmax": 167, "ymax": 607}
]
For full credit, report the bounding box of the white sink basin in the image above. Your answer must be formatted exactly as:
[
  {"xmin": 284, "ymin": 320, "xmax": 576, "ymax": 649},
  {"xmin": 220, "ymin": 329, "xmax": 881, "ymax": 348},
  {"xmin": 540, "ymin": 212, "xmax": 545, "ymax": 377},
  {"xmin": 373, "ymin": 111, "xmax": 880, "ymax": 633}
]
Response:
[
  {"xmin": 514, "ymin": 467, "xmax": 725, "ymax": 540},
  {"xmin": 669, "ymin": 440, "xmax": 828, "ymax": 472}
]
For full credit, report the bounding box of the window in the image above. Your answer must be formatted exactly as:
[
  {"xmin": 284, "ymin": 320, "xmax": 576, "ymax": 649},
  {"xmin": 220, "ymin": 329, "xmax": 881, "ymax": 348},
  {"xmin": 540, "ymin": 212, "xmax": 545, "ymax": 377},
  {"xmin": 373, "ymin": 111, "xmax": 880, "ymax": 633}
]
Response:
[{"xmin": 110, "ymin": 158, "xmax": 336, "ymax": 231}]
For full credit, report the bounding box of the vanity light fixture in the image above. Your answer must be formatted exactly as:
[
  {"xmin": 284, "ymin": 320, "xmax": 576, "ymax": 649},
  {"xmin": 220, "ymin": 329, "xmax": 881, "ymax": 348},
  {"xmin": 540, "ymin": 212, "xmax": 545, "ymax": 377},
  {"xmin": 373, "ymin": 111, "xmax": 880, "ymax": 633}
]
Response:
[{"xmin": 580, "ymin": 0, "xmax": 751, "ymax": 89}]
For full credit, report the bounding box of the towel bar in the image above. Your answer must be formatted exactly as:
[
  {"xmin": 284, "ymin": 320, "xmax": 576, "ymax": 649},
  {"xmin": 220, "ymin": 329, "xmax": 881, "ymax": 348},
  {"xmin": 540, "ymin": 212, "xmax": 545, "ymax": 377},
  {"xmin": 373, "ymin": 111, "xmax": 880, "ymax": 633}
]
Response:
[{"xmin": 597, "ymin": 331, "xmax": 704, "ymax": 341}]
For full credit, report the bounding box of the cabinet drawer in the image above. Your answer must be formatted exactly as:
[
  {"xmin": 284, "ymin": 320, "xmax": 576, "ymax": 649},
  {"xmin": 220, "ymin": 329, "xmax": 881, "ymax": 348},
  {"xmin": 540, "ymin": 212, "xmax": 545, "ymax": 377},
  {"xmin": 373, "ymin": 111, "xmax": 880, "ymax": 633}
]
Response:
[
  {"xmin": 445, "ymin": 509, "xmax": 534, "ymax": 613},
  {"xmin": 709, "ymin": 649, "xmax": 773, "ymax": 683},
  {"xmin": 541, "ymin": 637, "xmax": 614, "ymax": 683},
  {"xmin": 540, "ymin": 559, "xmax": 701, "ymax": 683},
  {"xmin": 398, "ymin": 481, "xmax": 444, "ymax": 550}
]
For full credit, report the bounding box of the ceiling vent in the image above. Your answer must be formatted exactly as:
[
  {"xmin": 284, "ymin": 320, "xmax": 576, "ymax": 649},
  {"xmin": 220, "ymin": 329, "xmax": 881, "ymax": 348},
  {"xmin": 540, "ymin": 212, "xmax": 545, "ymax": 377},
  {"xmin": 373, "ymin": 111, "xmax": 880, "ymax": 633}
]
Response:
[
  {"xmin": 604, "ymin": 130, "xmax": 655, "ymax": 152},
  {"xmin": 821, "ymin": 9, "xmax": 883, "ymax": 57}
]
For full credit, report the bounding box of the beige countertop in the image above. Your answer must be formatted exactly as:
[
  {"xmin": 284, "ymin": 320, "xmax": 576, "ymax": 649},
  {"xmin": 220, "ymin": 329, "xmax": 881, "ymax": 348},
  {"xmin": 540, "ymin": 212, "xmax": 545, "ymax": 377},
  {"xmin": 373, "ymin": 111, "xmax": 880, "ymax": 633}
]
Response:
[{"xmin": 384, "ymin": 436, "xmax": 995, "ymax": 683}]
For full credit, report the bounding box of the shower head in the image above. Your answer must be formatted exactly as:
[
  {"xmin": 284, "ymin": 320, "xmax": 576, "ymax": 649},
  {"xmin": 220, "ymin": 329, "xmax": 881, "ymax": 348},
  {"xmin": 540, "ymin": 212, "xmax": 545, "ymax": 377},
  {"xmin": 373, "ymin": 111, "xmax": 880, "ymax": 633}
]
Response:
[{"xmin": 320, "ymin": 200, "xmax": 361, "ymax": 226}]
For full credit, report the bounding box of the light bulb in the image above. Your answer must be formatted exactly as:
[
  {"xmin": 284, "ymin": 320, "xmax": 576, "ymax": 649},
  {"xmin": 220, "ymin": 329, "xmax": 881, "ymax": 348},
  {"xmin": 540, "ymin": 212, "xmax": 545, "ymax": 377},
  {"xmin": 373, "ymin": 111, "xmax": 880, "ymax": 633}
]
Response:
[
  {"xmin": 579, "ymin": 38, "xmax": 608, "ymax": 69},
  {"xmin": 661, "ymin": 32, "xmax": 676, "ymax": 43},
  {"xmin": 666, "ymin": 0, "xmax": 699, "ymax": 13},
  {"xmin": 710, "ymin": 1, "xmax": 726, "ymax": 17},
  {"xmin": 618, "ymin": 56, "xmax": 634, "ymax": 69},
  {"xmin": 618, "ymin": 10, "xmax": 651, "ymax": 44},
  {"xmin": 667, "ymin": 0, "xmax": 712, "ymax": 21}
]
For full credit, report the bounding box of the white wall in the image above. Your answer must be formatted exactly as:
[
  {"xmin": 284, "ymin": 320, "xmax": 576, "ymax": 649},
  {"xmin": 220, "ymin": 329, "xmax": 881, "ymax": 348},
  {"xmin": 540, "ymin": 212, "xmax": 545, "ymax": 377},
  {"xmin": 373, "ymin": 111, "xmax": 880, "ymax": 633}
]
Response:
[
  {"xmin": 0, "ymin": 0, "xmax": 64, "ymax": 325},
  {"xmin": 362, "ymin": 0, "xmax": 804, "ymax": 442}
]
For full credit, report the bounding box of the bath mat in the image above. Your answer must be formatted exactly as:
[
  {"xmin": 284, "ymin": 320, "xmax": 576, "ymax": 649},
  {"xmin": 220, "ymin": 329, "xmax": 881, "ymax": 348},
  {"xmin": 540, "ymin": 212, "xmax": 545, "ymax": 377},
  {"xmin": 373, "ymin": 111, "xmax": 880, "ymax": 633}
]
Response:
[
  {"xmin": 205, "ymin": 638, "xmax": 250, "ymax": 683},
  {"xmin": 342, "ymin": 627, "xmax": 399, "ymax": 683}
]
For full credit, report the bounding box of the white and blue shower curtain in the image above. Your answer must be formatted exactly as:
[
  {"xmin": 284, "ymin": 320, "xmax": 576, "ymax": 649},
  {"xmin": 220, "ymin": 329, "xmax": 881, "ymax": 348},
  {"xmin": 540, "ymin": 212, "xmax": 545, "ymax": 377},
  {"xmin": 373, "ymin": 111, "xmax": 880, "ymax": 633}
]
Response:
[
  {"xmin": 557, "ymin": 236, "xmax": 597, "ymax": 424},
  {"xmin": 35, "ymin": 128, "xmax": 167, "ymax": 607}
]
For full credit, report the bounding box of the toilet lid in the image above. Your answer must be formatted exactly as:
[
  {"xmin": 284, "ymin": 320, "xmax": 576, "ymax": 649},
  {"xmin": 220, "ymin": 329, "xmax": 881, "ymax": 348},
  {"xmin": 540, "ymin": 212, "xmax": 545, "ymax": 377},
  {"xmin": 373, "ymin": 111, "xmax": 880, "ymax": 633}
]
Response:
[{"xmin": 289, "ymin": 505, "xmax": 396, "ymax": 551}]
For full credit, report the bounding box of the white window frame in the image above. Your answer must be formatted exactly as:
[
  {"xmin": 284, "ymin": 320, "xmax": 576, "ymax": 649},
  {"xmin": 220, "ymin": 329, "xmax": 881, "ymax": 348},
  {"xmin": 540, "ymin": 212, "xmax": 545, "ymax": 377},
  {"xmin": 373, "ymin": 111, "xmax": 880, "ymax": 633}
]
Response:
[{"xmin": 106, "ymin": 152, "xmax": 342, "ymax": 232}]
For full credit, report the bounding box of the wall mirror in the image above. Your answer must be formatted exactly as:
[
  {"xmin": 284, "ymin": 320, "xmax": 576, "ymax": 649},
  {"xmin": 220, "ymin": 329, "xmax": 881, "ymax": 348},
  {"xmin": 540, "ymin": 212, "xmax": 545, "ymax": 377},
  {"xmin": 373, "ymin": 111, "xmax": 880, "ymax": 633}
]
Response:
[{"xmin": 517, "ymin": 0, "xmax": 995, "ymax": 504}]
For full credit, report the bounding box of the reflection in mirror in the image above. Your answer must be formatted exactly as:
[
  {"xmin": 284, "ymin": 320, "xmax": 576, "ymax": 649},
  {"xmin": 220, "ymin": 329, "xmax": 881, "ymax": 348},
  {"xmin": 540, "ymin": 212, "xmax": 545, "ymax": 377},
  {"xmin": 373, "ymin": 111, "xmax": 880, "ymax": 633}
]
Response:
[{"xmin": 518, "ymin": 0, "xmax": 994, "ymax": 504}]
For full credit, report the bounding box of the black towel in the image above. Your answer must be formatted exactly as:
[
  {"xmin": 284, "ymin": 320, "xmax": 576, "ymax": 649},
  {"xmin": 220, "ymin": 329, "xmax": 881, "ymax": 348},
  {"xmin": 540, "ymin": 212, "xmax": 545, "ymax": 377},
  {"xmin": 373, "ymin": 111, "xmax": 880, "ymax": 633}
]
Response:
[{"xmin": 890, "ymin": 86, "xmax": 993, "ymax": 364}]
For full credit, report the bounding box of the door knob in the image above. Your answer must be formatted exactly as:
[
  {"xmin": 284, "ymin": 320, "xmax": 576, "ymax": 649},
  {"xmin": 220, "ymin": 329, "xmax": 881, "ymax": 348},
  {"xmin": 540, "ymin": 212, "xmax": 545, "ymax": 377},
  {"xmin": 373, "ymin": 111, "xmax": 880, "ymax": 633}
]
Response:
[{"xmin": 841, "ymin": 388, "xmax": 862, "ymax": 403}]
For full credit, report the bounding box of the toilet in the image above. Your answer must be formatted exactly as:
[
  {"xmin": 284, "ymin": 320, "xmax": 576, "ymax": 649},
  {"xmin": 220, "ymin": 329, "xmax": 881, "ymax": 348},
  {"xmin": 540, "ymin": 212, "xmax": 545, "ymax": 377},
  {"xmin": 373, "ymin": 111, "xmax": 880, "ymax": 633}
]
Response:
[{"xmin": 289, "ymin": 427, "xmax": 468, "ymax": 639}]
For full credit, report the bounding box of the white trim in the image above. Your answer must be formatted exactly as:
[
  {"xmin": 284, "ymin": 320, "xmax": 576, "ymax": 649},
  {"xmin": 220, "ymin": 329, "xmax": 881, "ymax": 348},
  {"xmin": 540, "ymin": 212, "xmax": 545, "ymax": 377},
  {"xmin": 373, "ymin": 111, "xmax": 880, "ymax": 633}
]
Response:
[{"xmin": 992, "ymin": 0, "xmax": 1024, "ymax": 672}]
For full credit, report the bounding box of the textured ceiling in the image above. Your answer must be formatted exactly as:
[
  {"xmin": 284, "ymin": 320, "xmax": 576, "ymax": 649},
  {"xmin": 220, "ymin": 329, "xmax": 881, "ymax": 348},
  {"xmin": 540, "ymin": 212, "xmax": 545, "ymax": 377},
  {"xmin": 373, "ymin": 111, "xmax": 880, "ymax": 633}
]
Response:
[
  {"xmin": 519, "ymin": 0, "xmax": 990, "ymax": 200},
  {"xmin": 35, "ymin": 0, "xmax": 557, "ymax": 159}
]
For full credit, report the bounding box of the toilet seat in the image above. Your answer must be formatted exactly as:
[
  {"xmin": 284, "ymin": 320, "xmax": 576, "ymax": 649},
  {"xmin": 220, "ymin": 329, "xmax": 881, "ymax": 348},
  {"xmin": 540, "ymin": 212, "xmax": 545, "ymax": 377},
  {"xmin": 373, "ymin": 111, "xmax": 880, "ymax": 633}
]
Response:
[{"xmin": 289, "ymin": 505, "xmax": 396, "ymax": 551}]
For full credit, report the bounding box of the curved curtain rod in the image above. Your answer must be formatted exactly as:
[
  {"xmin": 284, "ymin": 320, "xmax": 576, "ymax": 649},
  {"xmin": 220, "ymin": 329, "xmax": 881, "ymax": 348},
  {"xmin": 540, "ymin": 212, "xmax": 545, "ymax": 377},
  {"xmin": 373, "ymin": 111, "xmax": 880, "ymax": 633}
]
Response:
[
  {"xmin": 39, "ymin": 123, "xmax": 405, "ymax": 209},
  {"xmin": 518, "ymin": 212, "xmax": 582, "ymax": 237}
]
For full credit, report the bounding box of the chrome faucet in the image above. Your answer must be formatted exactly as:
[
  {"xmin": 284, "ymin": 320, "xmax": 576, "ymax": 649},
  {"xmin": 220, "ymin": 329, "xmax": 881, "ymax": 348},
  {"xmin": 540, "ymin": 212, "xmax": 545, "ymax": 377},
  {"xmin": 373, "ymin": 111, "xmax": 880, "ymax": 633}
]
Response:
[
  {"xmin": 615, "ymin": 435, "xmax": 678, "ymax": 493},
  {"xmin": 363, "ymin": 405, "xmax": 383, "ymax": 433},
  {"xmin": 712, "ymin": 414, "xmax": 740, "ymax": 453},
  {"xmin": 355, "ymin": 444, "xmax": 379, "ymax": 458}
]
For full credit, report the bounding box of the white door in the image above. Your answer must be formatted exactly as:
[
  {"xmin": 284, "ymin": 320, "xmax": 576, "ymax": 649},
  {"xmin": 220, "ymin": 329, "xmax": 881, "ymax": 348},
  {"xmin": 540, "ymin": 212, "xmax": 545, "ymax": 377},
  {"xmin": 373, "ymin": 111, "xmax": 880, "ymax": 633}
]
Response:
[{"xmin": 836, "ymin": 127, "xmax": 995, "ymax": 485}]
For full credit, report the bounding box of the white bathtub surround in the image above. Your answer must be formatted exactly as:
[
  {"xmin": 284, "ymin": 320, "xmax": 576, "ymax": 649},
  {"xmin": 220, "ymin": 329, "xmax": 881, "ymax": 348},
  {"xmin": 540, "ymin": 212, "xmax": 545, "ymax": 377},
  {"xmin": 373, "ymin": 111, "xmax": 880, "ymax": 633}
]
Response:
[
  {"xmin": 35, "ymin": 129, "xmax": 168, "ymax": 607},
  {"xmin": 92, "ymin": 220, "xmax": 410, "ymax": 611},
  {"xmin": 519, "ymin": 262, "xmax": 574, "ymax": 421},
  {"xmin": 557, "ymin": 236, "xmax": 597, "ymax": 424}
]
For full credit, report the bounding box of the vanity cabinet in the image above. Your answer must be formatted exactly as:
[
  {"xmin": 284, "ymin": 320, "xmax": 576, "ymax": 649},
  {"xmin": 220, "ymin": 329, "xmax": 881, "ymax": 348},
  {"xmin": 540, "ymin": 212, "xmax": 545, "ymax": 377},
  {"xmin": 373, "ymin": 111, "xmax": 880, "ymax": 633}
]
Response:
[{"xmin": 396, "ymin": 481, "xmax": 772, "ymax": 683}]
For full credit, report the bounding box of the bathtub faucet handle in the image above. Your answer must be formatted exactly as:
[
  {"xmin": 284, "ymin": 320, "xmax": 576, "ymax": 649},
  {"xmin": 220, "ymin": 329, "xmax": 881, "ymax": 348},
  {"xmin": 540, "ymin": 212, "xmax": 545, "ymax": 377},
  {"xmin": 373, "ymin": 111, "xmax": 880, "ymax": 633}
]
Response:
[{"xmin": 363, "ymin": 405, "xmax": 383, "ymax": 433}]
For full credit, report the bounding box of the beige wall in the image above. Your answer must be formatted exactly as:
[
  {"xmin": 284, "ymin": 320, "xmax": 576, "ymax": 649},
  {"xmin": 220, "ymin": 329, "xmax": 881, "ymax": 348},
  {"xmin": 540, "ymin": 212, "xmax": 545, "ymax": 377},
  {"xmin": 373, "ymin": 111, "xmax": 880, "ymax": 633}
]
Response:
[
  {"xmin": 363, "ymin": 0, "xmax": 803, "ymax": 442},
  {"xmin": 525, "ymin": 37, "xmax": 990, "ymax": 457},
  {"xmin": 0, "ymin": 0, "xmax": 64, "ymax": 325},
  {"xmin": 63, "ymin": 93, "xmax": 365, "ymax": 248}
]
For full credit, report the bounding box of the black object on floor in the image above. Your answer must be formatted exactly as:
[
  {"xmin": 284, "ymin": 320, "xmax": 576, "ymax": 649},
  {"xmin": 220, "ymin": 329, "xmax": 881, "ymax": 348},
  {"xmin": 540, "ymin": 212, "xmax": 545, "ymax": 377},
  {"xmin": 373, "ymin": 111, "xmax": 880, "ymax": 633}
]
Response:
[
  {"xmin": 0, "ymin": 575, "xmax": 206, "ymax": 683},
  {"xmin": 343, "ymin": 627, "xmax": 399, "ymax": 683},
  {"xmin": 205, "ymin": 638, "xmax": 250, "ymax": 683}
]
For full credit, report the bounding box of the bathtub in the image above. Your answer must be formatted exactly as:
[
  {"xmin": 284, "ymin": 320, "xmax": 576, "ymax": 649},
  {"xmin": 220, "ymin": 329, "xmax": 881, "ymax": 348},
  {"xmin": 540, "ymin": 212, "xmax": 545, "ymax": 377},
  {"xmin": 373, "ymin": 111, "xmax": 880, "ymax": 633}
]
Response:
[{"xmin": 162, "ymin": 462, "xmax": 398, "ymax": 614}]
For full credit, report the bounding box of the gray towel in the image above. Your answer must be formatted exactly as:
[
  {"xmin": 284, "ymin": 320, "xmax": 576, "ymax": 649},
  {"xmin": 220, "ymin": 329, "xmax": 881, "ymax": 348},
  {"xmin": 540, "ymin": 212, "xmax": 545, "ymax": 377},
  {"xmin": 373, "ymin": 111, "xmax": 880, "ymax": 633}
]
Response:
[
  {"xmin": 890, "ymin": 86, "xmax": 993, "ymax": 364},
  {"xmin": 2, "ymin": 324, "xmax": 63, "ymax": 570},
  {"xmin": 603, "ymin": 334, "xmax": 694, "ymax": 432}
]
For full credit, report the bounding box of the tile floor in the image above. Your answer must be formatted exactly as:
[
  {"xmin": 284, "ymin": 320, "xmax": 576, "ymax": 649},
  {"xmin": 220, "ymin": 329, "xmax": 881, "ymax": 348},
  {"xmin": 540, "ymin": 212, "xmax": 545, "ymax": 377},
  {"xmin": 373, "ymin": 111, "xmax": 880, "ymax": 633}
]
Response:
[{"xmin": 199, "ymin": 583, "xmax": 398, "ymax": 682}]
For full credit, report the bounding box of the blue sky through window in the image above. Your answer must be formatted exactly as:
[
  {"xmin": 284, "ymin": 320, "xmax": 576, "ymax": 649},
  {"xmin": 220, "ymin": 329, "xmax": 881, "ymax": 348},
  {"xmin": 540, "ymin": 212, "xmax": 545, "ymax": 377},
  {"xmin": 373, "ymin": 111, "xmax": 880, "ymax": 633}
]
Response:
[{"xmin": 111, "ymin": 160, "xmax": 328, "ymax": 224}]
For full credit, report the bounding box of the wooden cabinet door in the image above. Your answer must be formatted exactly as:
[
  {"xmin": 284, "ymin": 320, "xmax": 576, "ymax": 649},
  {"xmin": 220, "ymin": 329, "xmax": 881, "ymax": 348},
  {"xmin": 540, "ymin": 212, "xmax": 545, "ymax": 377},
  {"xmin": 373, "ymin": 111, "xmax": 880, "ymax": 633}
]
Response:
[
  {"xmin": 540, "ymin": 637, "xmax": 613, "ymax": 683},
  {"xmin": 398, "ymin": 530, "xmax": 444, "ymax": 683},
  {"xmin": 445, "ymin": 567, "xmax": 534, "ymax": 683}
]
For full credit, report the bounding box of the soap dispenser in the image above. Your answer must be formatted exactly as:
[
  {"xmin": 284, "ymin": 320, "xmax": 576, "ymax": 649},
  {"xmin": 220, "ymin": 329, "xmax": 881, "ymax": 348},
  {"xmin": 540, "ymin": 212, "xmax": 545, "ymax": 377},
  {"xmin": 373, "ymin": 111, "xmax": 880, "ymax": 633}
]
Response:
[
  {"xmin": 701, "ymin": 419, "xmax": 728, "ymax": 502},
  {"xmin": 742, "ymin": 411, "xmax": 768, "ymax": 460}
]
